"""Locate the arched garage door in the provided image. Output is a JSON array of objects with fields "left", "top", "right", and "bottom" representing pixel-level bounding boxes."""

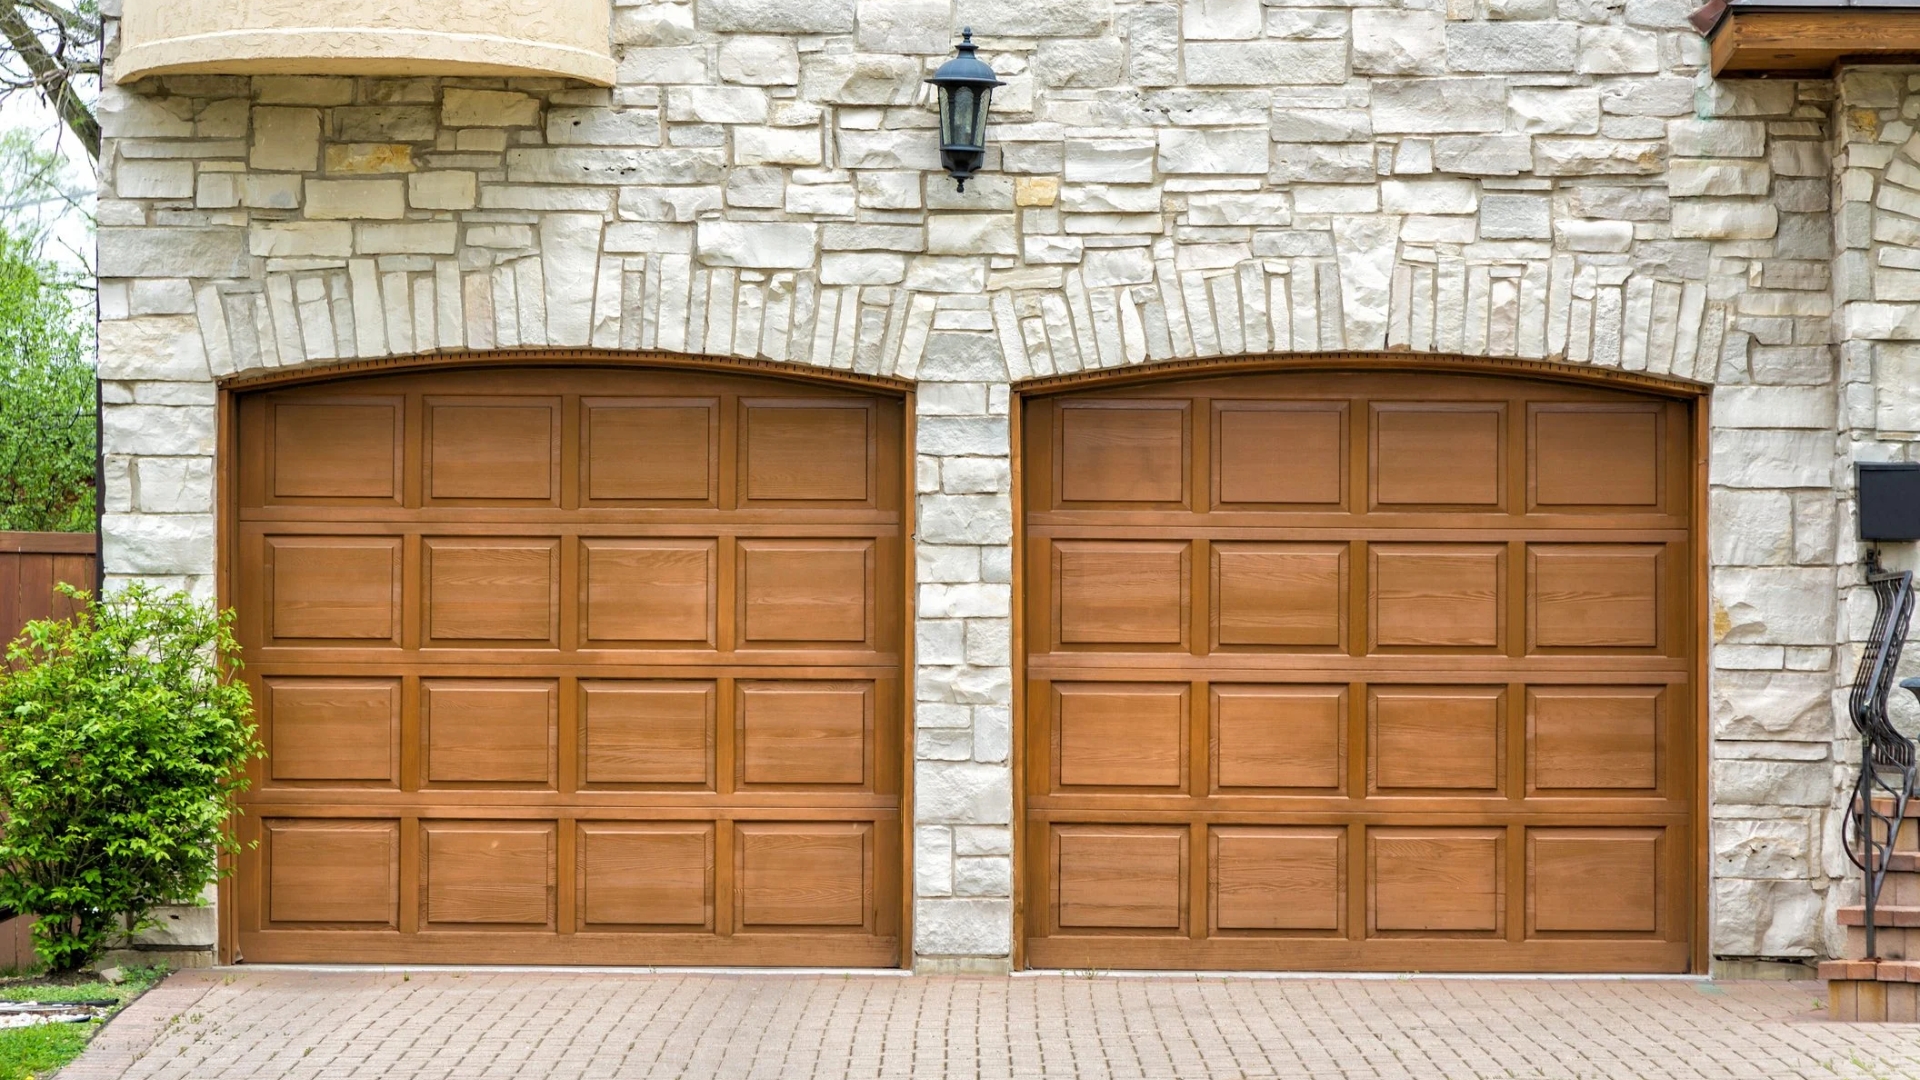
[
  {"left": 1020, "top": 368, "right": 1697, "bottom": 972},
  {"left": 229, "top": 364, "right": 905, "bottom": 965}
]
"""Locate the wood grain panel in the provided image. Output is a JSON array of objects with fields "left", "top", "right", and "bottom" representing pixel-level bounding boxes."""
[
  {"left": 265, "top": 537, "right": 400, "bottom": 643},
  {"left": 265, "top": 820, "right": 398, "bottom": 926},
  {"left": 1370, "top": 686, "right": 1505, "bottom": 794},
  {"left": 1530, "top": 829, "right": 1661, "bottom": 934},
  {"left": 1055, "top": 540, "right": 1189, "bottom": 647},
  {"left": 422, "top": 821, "right": 556, "bottom": 928},
  {"left": 426, "top": 398, "right": 560, "bottom": 502},
  {"left": 578, "top": 823, "right": 713, "bottom": 929},
  {"left": 1057, "top": 401, "right": 1188, "bottom": 505},
  {"left": 1214, "top": 402, "right": 1345, "bottom": 508},
  {"left": 1210, "top": 827, "right": 1344, "bottom": 932},
  {"left": 743, "top": 402, "right": 871, "bottom": 503},
  {"left": 1212, "top": 685, "right": 1345, "bottom": 792},
  {"left": 1372, "top": 404, "right": 1505, "bottom": 509},
  {"left": 1531, "top": 405, "right": 1661, "bottom": 509},
  {"left": 580, "top": 681, "right": 714, "bottom": 788},
  {"left": 1371, "top": 829, "right": 1505, "bottom": 934},
  {"left": 737, "top": 681, "right": 870, "bottom": 788},
  {"left": 582, "top": 540, "right": 716, "bottom": 646},
  {"left": 1055, "top": 826, "right": 1187, "bottom": 931},
  {"left": 1530, "top": 545, "right": 1661, "bottom": 650},
  {"left": 270, "top": 400, "right": 400, "bottom": 501},
  {"left": 425, "top": 539, "right": 559, "bottom": 645},
  {"left": 265, "top": 678, "right": 398, "bottom": 784},
  {"left": 422, "top": 680, "right": 556, "bottom": 787},
  {"left": 1370, "top": 544, "right": 1505, "bottom": 650},
  {"left": 738, "top": 540, "right": 872, "bottom": 645},
  {"left": 1529, "top": 687, "right": 1661, "bottom": 792},
  {"left": 583, "top": 399, "right": 716, "bottom": 503},
  {"left": 1212, "top": 543, "right": 1345, "bottom": 648},
  {"left": 1055, "top": 683, "right": 1187, "bottom": 790},
  {"left": 736, "top": 823, "right": 870, "bottom": 928}
]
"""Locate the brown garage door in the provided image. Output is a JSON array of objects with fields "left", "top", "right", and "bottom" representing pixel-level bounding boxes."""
[
  {"left": 230, "top": 364, "right": 904, "bottom": 965},
  {"left": 1021, "top": 368, "right": 1696, "bottom": 972}
]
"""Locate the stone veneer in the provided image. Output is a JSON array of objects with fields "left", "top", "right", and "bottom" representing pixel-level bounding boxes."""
[{"left": 93, "top": 0, "right": 1920, "bottom": 969}]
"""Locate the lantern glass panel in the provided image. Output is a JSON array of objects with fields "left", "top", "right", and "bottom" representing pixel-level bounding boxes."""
[{"left": 946, "top": 86, "right": 977, "bottom": 148}]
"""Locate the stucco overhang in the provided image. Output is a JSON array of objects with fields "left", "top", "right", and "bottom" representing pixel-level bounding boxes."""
[{"left": 114, "top": 0, "right": 615, "bottom": 85}]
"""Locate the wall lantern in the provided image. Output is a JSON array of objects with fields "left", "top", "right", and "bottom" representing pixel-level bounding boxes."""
[{"left": 927, "top": 29, "right": 1003, "bottom": 192}]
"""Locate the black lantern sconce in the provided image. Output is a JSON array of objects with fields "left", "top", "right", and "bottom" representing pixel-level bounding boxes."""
[{"left": 927, "top": 29, "right": 1003, "bottom": 192}]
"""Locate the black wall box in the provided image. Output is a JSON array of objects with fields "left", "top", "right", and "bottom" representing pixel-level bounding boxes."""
[{"left": 1859, "top": 462, "right": 1920, "bottom": 542}]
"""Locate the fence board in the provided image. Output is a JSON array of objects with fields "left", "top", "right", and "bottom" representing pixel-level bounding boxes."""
[{"left": 0, "top": 532, "right": 97, "bottom": 649}]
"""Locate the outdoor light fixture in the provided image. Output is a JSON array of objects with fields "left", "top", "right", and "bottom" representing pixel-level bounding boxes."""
[{"left": 927, "top": 29, "right": 1003, "bottom": 192}]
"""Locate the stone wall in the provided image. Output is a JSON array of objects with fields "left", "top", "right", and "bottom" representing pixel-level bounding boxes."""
[{"left": 95, "top": 0, "right": 1899, "bottom": 967}]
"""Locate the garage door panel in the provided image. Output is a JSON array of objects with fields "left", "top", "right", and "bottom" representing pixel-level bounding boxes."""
[
  {"left": 425, "top": 538, "right": 560, "bottom": 646},
  {"left": 1368, "top": 686, "right": 1506, "bottom": 796},
  {"left": 1371, "top": 403, "right": 1506, "bottom": 510},
  {"left": 264, "top": 677, "right": 400, "bottom": 786},
  {"left": 1528, "top": 686, "right": 1664, "bottom": 794},
  {"left": 1056, "top": 401, "right": 1189, "bottom": 507},
  {"left": 425, "top": 397, "right": 561, "bottom": 504},
  {"left": 1210, "top": 827, "right": 1345, "bottom": 934},
  {"left": 237, "top": 369, "right": 903, "bottom": 966},
  {"left": 1054, "top": 540, "right": 1190, "bottom": 649},
  {"left": 1529, "top": 404, "right": 1664, "bottom": 511},
  {"left": 1370, "top": 828, "right": 1506, "bottom": 936},
  {"left": 268, "top": 398, "right": 403, "bottom": 504},
  {"left": 1054, "top": 825, "right": 1187, "bottom": 933},
  {"left": 1211, "top": 685, "right": 1346, "bottom": 793},
  {"left": 1369, "top": 544, "right": 1506, "bottom": 651},
  {"left": 1528, "top": 828, "right": 1664, "bottom": 936},
  {"left": 582, "top": 399, "right": 718, "bottom": 505},
  {"left": 1212, "top": 543, "right": 1346, "bottom": 650},
  {"left": 1528, "top": 545, "right": 1664, "bottom": 651},
  {"left": 1213, "top": 402, "right": 1346, "bottom": 510},
  {"left": 265, "top": 537, "right": 402, "bottom": 645},
  {"left": 1054, "top": 683, "right": 1188, "bottom": 792}
]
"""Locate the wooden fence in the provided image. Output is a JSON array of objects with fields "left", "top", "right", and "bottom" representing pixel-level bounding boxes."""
[{"left": 0, "top": 531, "right": 94, "bottom": 971}]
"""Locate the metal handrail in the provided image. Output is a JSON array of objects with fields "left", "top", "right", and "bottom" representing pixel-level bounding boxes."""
[{"left": 1843, "top": 556, "right": 1919, "bottom": 959}]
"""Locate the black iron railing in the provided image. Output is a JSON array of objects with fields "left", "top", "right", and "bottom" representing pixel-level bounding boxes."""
[{"left": 1845, "top": 555, "right": 1919, "bottom": 959}]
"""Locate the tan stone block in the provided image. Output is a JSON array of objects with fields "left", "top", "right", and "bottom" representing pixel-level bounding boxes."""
[
  {"left": 304, "top": 179, "right": 407, "bottom": 220},
  {"left": 1015, "top": 177, "right": 1059, "bottom": 207},
  {"left": 409, "top": 172, "right": 479, "bottom": 211},
  {"left": 325, "top": 143, "right": 418, "bottom": 174}
]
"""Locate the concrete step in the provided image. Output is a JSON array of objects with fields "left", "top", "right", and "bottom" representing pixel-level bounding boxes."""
[
  {"left": 1837, "top": 905, "right": 1920, "bottom": 928},
  {"left": 1846, "top": 924, "right": 1920, "bottom": 960}
]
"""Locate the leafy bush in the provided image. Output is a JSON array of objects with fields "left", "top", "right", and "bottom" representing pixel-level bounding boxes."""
[
  {"left": 0, "top": 233, "right": 93, "bottom": 533},
  {"left": 0, "top": 585, "right": 258, "bottom": 973}
]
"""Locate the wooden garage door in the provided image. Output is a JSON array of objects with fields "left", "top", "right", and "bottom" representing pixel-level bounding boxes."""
[
  {"left": 1021, "top": 369, "right": 1696, "bottom": 972},
  {"left": 230, "top": 365, "right": 905, "bottom": 965}
]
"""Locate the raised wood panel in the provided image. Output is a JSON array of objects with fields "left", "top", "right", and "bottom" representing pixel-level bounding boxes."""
[
  {"left": 1530, "top": 829, "right": 1661, "bottom": 934},
  {"left": 1371, "top": 829, "right": 1505, "bottom": 935},
  {"left": 583, "top": 399, "right": 716, "bottom": 504},
  {"left": 425, "top": 539, "right": 559, "bottom": 645},
  {"left": 1057, "top": 401, "right": 1188, "bottom": 505},
  {"left": 421, "top": 821, "right": 556, "bottom": 929},
  {"left": 742, "top": 402, "right": 871, "bottom": 503},
  {"left": 265, "top": 677, "right": 398, "bottom": 784},
  {"left": 737, "top": 681, "right": 870, "bottom": 788},
  {"left": 265, "top": 537, "right": 400, "bottom": 643},
  {"left": 1531, "top": 405, "right": 1661, "bottom": 509},
  {"left": 1210, "top": 827, "right": 1344, "bottom": 932},
  {"left": 1055, "top": 826, "right": 1187, "bottom": 931},
  {"left": 577, "top": 823, "right": 714, "bottom": 929},
  {"left": 1370, "top": 544, "right": 1505, "bottom": 650},
  {"left": 1054, "top": 683, "right": 1187, "bottom": 791},
  {"left": 270, "top": 400, "right": 400, "bottom": 501},
  {"left": 1214, "top": 402, "right": 1345, "bottom": 508},
  {"left": 582, "top": 540, "right": 716, "bottom": 646},
  {"left": 1212, "top": 685, "right": 1345, "bottom": 792},
  {"left": 1370, "top": 686, "right": 1505, "bottom": 794},
  {"left": 1212, "top": 543, "right": 1345, "bottom": 649},
  {"left": 1530, "top": 545, "right": 1662, "bottom": 650},
  {"left": 1372, "top": 404, "right": 1505, "bottom": 509},
  {"left": 422, "top": 680, "right": 556, "bottom": 787},
  {"left": 426, "top": 398, "right": 560, "bottom": 503},
  {"left": 580, "top": 681, "right": 714, "bottom": 788},
  {"left": 736, "top": 823, "right": 870, "bottom": 928},
  {"left": 738, "top": 540, "right": 872, "bottom": 645},
  {"left": 265, "top": 820, "right": 398, "bottom": 926},
  {"left": 1055, "top": 540, "right": 1189, "bottom": 647},
  {"left": 1529, "top": 687, "right": 1662, "bottom": 792}
]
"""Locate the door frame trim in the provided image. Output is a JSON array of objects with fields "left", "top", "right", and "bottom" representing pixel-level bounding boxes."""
[
  {"left": 214, "top": 351, "right": 917, "bottom": 968},
  {"left": 1007, "top": 354, "right": 1710, "bottom": 974}
]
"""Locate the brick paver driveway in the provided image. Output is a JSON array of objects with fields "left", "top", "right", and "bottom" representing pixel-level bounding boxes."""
[{"left": 58, "top": 969, "right": 1920, "bottom": 1079}]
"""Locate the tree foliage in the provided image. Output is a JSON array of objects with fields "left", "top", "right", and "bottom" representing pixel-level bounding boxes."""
[
  {"left": 0, "top": 233, "right": 90, "bottom": 532},
  {"left": 0, "top": 1, "right": 97, "bottom": 162},
  {"left": 0, "top": 585, "right": 259, "bottom": 973}
]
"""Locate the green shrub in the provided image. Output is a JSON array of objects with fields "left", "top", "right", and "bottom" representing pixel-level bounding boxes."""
[
  {"left": 0, "top": 585, "right": 258, "bottom": 973},
  {"left": 0, "top": 235, "right": 93, "bottom": 533}
]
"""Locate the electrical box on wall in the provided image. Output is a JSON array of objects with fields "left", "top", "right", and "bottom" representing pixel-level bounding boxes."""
[{"left": 1859, "top": 463, "right": 1920, "bottom": 541}]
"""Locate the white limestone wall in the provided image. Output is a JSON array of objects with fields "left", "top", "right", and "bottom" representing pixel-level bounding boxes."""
[{"left": 95, "top": 0, "right": 1886, "bottom": 967}]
